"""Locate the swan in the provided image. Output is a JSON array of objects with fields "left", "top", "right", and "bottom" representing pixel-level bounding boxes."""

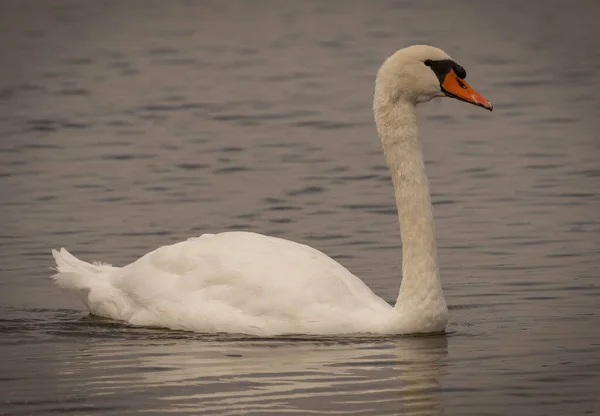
[{"left": 51, "top": 45, "right": 492, "bottom": 336}]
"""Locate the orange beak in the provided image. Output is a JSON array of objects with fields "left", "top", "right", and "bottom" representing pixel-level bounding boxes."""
[{"left": 441, "top": 69, "right": 493, "bottom": 111}]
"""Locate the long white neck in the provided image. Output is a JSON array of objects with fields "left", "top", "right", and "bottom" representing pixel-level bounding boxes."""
[{"left": 374, "top": 94, "right": 447, "bottom": 331}]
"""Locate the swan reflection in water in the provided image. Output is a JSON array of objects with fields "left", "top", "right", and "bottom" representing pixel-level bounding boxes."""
[{"left": 60, "top": 321, "right": 448, "bottom": 415}]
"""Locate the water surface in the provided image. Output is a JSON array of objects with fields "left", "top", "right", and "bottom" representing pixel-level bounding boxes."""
[{"left": 1, "top": 1, "right": 599, "bottom": 415}]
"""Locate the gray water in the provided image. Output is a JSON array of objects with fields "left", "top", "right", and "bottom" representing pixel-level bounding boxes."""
[{"left": 1, "top": 1, "right": 599, "bottom": 415}]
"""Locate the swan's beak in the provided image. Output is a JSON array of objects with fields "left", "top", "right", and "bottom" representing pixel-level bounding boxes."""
[{"left": 441, "top": 70, "right": 493, "bottom": 111}]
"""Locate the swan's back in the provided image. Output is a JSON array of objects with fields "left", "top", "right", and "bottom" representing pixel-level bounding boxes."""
[{"left": 55, "top": 232, "right": 393, "bottom": 335}]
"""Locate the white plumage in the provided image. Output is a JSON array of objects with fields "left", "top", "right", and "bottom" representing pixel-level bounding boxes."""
[
  {"left": 51, "top": 45, "right": 492, "bottom": 336},
  {"left": 53, "top": 232, "right": 397, "bottom": 336}
]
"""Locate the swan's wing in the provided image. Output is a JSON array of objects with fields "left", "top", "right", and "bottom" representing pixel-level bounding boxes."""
[{"left": 111, "top": 231, "right": 391, "bottom": 334}]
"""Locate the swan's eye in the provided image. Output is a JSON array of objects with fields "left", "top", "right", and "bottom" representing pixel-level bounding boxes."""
[{"left": 424, "top": 59, "right": 432, "bottom": 67}]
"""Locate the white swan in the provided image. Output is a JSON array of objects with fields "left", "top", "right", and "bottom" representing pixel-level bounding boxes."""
[{"left": 51, "top": 45, "right": 492, "bottom": 336}]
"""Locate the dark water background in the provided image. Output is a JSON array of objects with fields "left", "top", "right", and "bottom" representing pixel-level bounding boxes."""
[{"left": 1, "top": 1, "right": 599, "bottom": 415}]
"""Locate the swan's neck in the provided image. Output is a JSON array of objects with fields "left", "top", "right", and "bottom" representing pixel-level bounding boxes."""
[{"left": 374, "top": 98, "right": 447, "bottom": 328}]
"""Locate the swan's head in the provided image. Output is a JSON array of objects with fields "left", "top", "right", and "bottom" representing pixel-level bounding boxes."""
[{"left": 376, "top": 45, "right": 492, "bottom": 111}]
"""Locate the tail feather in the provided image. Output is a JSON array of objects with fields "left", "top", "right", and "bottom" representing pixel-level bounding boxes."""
[{"left": 51, "top": 248, "right": 112, "bottom": 291}]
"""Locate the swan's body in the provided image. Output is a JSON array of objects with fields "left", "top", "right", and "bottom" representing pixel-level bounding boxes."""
[
  {"left": 53, "top": 232, "right": 414, "bottom": 335},
  {"left": 51, "top": 45, "right": 492, "bottom": 336}
]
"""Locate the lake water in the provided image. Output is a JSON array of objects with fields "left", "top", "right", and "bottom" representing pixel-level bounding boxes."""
[{"left": 1, "top": 1, "right": 599, "bottom": 415}]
